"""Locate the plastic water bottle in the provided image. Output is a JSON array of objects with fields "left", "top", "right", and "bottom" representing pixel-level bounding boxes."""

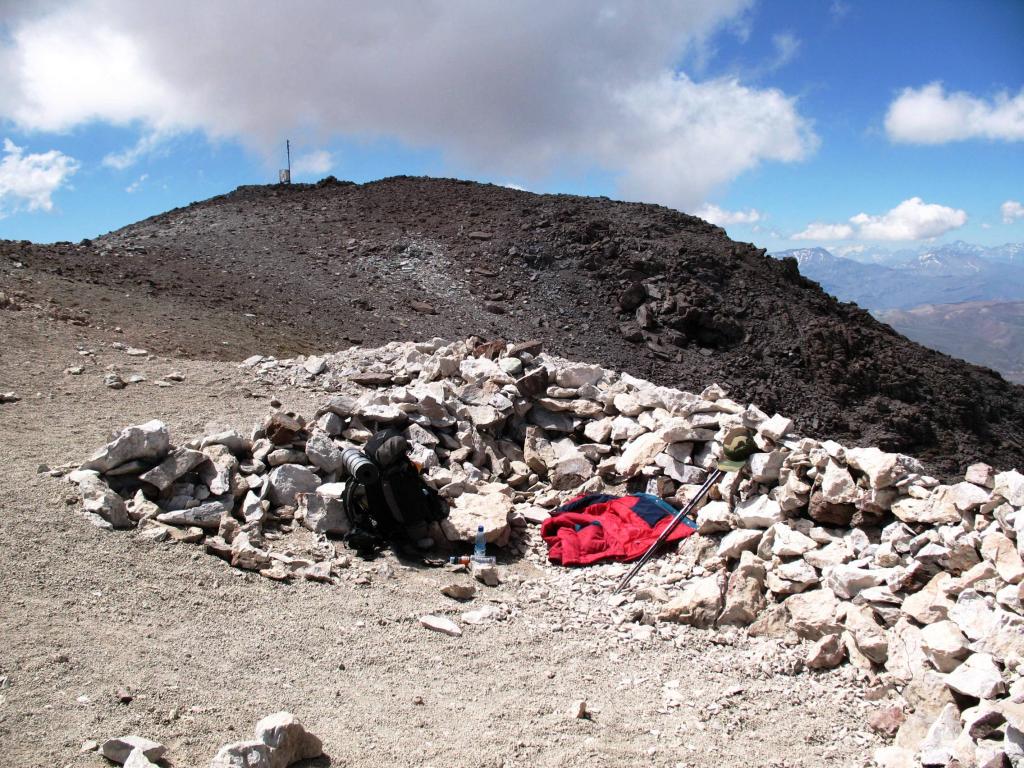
[{"left": 473, "top": 524, "right": 486, "bottom": 559}]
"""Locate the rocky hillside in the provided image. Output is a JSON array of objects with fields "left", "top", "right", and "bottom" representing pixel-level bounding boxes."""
[{"left": 2, "top": 176, "right": 1023, "bottom": 476}]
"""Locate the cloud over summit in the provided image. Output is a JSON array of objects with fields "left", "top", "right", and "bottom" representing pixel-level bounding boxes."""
[
  {"left": 0, "top": 0, "right": 817, "bottom": 210},
  {"left": 794, "top": 197, "right": 968, "bottom": 242}
]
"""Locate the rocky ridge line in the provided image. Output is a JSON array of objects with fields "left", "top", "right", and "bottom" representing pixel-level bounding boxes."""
[{"left": 9, "top": 176, "right": 1024, "bottom": 475}]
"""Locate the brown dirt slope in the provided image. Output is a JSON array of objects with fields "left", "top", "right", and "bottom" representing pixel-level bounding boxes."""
[
  {"left": 876, "top": 300, "right": 1024, "bottom": 385},
  {"left": 3, "top": 176, "right": 1023, "bottom": 476}
]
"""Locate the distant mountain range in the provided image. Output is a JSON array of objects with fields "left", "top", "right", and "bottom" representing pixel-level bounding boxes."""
[
  {"left": 771, "top": 241, "right": 1024, "bottom": 383},
  {"left": 772, "top": 241, "right": 1024, "bottom": 311},
  {"left": 876, "top": 301, "right": 1024, "bottom": 385}
]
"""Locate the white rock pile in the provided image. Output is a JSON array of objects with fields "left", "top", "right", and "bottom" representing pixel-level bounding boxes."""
[
  {"left": 68, "top": 338, "right": 1023, "bottom": 767},
  {"left": 96, "top": 711, "right": 321, "bottom": 768}
]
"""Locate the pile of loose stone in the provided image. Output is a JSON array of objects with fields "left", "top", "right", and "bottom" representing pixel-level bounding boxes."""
[
  {"left": 94, "top": 711, "right": 321, "bottom": 768},
  {"left": 69, "top": 337, "right": 1023, "bottom": 768}
]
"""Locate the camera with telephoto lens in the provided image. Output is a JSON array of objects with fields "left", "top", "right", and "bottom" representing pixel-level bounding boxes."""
[{"left": 341, "top": 447, "right": 379, "bottom": 484}]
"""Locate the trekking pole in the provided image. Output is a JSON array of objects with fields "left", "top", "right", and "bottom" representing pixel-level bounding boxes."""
[
  {"left": 612, "top": 469, "right": 721, "bottom": 595},
  {"left": 611, "top": 431, "right": 756, "bottom": 595}
]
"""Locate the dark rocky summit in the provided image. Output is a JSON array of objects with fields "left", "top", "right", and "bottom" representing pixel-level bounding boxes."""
[{"left": 2, "top": 176, "right": 1022, "bottom": 476}]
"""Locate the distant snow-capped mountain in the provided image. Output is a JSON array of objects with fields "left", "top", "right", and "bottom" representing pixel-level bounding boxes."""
[{"left": 773, "top": 241, "right": 1024, "bottom": 311}]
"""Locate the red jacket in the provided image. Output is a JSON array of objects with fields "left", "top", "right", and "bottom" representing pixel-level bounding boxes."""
[{"left": 541, "top": 493, "right": 696, "bottom": 566}]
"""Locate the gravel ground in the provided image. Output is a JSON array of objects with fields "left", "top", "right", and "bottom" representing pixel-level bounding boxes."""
[{"left": 0, "top": 311, "right": 886, "bottom": 767}]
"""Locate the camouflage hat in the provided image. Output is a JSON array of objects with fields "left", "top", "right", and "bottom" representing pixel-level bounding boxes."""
[{"left": 718, "top": 432, "right": 756, "bottom": 472}]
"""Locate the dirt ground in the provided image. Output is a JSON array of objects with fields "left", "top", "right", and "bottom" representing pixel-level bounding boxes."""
[{"left": 0, "top": 309, "right": 890, "bottom": 767}]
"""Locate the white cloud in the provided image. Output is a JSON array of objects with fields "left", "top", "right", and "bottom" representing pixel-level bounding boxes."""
[
  {"left": 694, "top": 203, "right": 761, "bottom": 226},
  {"left": 103, "top": 133, "right": 166, "bottom": 169},
  {"left": 850, "top": 197, "right": 967, "bottom": 240},
  {"left": 792, "top": 222, "right": 855, "bottom": 241},
  {"left": 610, "top": 73, "right": 816, "bottom": 208},
  {"left": 769, "top": 32, "right": 800, "bottom": 71},
  {"left": 125, "top": 173, "right": 148, "bottom": 193},
  {"left": 0, "top": 137, "right": 79, "bottom": 215},
  {"left": 885, "top": 82, "right": 1024, "bottom": 144},
  {"left": 291, "top": 150, "right": 333, "bottom": 176},
  {"left": 792, "top": 197, "right": 967, "bottom": 242},
  {"left": 829, "top": 1, "right": 850, "bottom": 20},
  {"left": 833, "top": 244, "right": 865, "bottom": 257},
  {"left": 0, "top": 1, "right": 817, "bottom": 211},
  {"left": 1001, "top": 200, "right": 1024, "bottom": 224}
]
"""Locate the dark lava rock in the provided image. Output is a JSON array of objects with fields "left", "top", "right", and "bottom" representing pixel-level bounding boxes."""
[{"left": 4, "top": 176, "right": 1023, "bottom": 478}]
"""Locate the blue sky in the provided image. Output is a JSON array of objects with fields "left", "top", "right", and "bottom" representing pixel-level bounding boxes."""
[{"left": 0, "top": 1, "right": 1021, "bottom": 253}]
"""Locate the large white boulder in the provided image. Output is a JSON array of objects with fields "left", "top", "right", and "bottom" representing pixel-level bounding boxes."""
[
  {"left": 81, "top": 420, "right": 169, "bottom": 473},
  {"left": 845, "top": 447, "right": 922, "bottom": 489},
  {"left": 253, "top": 711, "right": 323, "bottom": 768},
  {"left": 945, "top": 653, "right": 1005, "bottom": 700},
  {"left": 296, "top": 490, "right": 349, "bottom": 536},
  {"left": 825, "top": 564, "right": 888, "bottom": 600},
  {"left": 784, "top": 588, "right": 842, "bottom": 640},
  {"left": 994, "top": 469, "right": 1024, "bottom": 507},
  {"left": 138, "top": 448, "right": 208, "bottom": 491},
  {"left": 891, "top": 494, "right": 961, "bottom": 526},
  {"left": 820, "top": 460, "right": 858, "bottom": 504},
  {"left": 770, "top": 523, "right": 818, "bottom": 557},
  {"left": 695, "top": 500, "right": 734, "bottom": 534},
  {"left": 902, "top": 573, "right": 955, "bottom": 625},
  {"left": 554, "top": 363, "right": 605, "bottom": 388},
  {"left": 844, "top": 604, "right": 888, "bottom": 664},
  {"left": 948, "top": 589, "right": 999, "bottom": 641},
  {"left": 981, "top": 530, "right": 1024, "bottom": 584},
  {"left": 658, "top": 573, "right": 725, "bottom": 628},
  {"left": 304, "top": 431, "right": 345, "bottom": 473},
  {"left": 267, "top": 464, "right": 320, "bottom": 507},
  {"left": 758, "top": 414, "right": 793, "bottom": 442},
  {"left": 717, "top": 529, "right": 762, "bottom": 560},
  {"left": 615, "top": 432, "right": 667, "bottom": 477},
  {"left": 734, "top": 495, "right": 784, "bottom": 528},
  {"left": 765, "top": 559, "right": 819, "bottom": 595},
  {"left": 920, "top": 620, "right": 970, "bottom": 673},
  {"left": 75, "top": 471, "right": 132, "bottom": 529},
  {"left": 442, "top": 492, "right": 512, "bottom": 544}
]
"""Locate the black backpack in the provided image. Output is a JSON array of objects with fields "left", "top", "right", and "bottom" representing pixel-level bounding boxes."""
[{"left": 342, "top": 428, "right": 448, "bottom": 557}]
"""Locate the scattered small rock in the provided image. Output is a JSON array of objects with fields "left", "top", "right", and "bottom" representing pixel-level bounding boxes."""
[
  {"left": 440, "top": 583, "right": 477, "bottom": 600},
  {"left": 868, "top": 706, "right": 907, "bottom": 738},
  {"left": 100, "top": 735, "right": 166, "bottom": 765},
  {"left": 419, "top": 614, "right": 462, "bottom": 637}
]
